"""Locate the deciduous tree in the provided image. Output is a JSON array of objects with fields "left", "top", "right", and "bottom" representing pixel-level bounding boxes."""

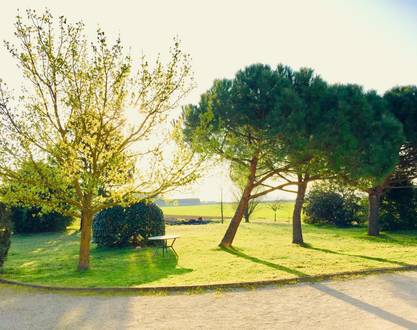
[
  {"left": 0, "top": 10, "right": 201, "bottom": 270},
  {"left": 268, "top": 200, "right": 282, "bottom": 222}
]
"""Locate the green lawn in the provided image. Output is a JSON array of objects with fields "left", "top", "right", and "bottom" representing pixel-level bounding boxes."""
[
  {"left": 2, "top": 220, "right": 417, "bottom": 288},
  {"left": 161, "top": 201, "right": 294, "bottom": 221}
]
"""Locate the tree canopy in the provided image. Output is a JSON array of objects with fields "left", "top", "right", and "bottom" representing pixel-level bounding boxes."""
[
  {"left": 258, "top": 72, "right": 402, "bottom": 243},
  {"left": 384, "top": 86, "right": 417, "bottom": 184},
  {"left": 356, "top": 85, "right": 417, "bottom": 235},
  {"left": 341, "top": 85, "right": 417, "bottom": 236},
  {"left": 183, "top": 64, "right": 294, "bottom": 247},
  {"left": 184, "top": 63, "right": 404, "bottom": 246}
]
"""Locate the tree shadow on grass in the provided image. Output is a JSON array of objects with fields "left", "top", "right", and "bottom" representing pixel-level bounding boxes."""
[
  {"left": 220, "top": 246, "right": 306, "bottom": 277},
  {"left": 8, "top": 232, "right": 80, "bottom": 258},
  {"left": 302, "top": 243, "right": 412, "bottom": 267},
  {"left": 302, "top": 224, "right": 417, "bottom": 247},
  {"left": 79, "top": 247, "right": 194, "bottom": 287},
  {"left": 6, "top": 232, "right": 193, "bottom": 287},
  {"left": 351, "top": 231, "right": 417, "bottom": 246}
]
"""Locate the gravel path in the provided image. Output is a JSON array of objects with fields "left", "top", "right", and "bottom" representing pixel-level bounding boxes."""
[{"left": 1, "top": 271, "right": 417, "bottom": 329}]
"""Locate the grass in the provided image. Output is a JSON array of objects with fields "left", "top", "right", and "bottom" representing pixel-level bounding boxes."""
[
  {"left": 2, "top": 216, "right": 417, "bottom": 288},
  {"left": 161, "top": 201, "right": 294, "bottom": 221}
]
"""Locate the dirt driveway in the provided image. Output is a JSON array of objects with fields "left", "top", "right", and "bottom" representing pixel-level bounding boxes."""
[{"left": 1, "top": 271, "right": 417, "bottom": 329}]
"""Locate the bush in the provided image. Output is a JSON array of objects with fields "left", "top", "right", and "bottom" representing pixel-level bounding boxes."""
[
  {"left": 380, "top": 180, "right": 417, "bottom": 231},
  {"left": 93, "top": 201, "right": 165, "bottom": 248},
  {"left": 11, "top": 207, "right": 73, "bottom": 233},
  {"left": 0, "top": 203, "right": 12, "bottom": 269},
  {"left": 304, "top": 186, "right": 363, "bottom": 227}
]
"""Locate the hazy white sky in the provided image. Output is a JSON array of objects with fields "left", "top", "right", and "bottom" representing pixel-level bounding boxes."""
[{"left": 0, "top": 0, "right": 416, "bottom": 201}]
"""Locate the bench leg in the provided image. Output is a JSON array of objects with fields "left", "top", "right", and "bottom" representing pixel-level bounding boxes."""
[
  {"left": 152, "top": 239, "right": 178, "bottom": 257},
  {"left": 170, "top": 246, "right": 178, "bottom": 257},
  {"left": 167, "top": 238, "right": 178, "bottom": 257}
]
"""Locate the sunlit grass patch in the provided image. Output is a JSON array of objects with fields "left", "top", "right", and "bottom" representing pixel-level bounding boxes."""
[{"left": 2, "top": 221, "right": 417, "bottom": 288}]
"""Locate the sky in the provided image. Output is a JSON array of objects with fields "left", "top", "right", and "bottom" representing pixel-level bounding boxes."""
[{"left": 0, "top": 0, "right": 416, "bottom": 201}]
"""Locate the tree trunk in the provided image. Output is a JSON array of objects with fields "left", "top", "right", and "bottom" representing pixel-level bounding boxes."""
[
  {"left": 274, "top": 212, "right": 276, "bottom": 222},
  {"left": 368, "top": 188, "right": 382, "bottom": 236},
  {"left": 79, "top": 209, "right": 84, "bottom": 231},
  {"left": 78, "top": 208, "right": 93, "bottom": 270},
  {"left": 220, "top": 154, "right": 258, "bottom": 248},
  {"left": 292, "top": 177, "right": 307, "bottom": 245},
  {"left": 244, "top": 207, "right": 249, "bottom": 223}
]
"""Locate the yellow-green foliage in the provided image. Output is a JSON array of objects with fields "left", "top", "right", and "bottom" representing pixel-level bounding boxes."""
[
  {"left": 0, "top": 9, "right": 203, "bottom": 269},
  {"left": 0, "top": 10, "right": 201, "bottom": 217}
]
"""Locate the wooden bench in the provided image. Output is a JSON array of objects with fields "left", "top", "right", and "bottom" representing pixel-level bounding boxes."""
[{"left": 148, "top": 235, "right": 180, "bottom": 256}]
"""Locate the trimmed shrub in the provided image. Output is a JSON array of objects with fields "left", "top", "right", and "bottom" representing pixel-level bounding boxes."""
[
  {"left": 380, "top": 180, "right": 417, "bottom": 231},
  {"left": 11, "top": 207, "right": 73, "bottom": 233},
  {"left": 304, "top": 187, "right": 363, "bottom": 227},
  {"left": 0, "top": 203, "right": 12, "bottom": 269},
  {"left": 93, "top": 201, "right": 165, "bottom": 248}
]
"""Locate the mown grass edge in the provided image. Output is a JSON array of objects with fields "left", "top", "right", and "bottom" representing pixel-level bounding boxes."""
[{"left": 1, "top": 264, "right": 417, "bottom": 296}]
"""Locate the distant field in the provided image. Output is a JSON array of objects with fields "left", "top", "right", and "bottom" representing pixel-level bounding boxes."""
[{"left": 161, "top": 201, "right": 294, "bottom": 221}]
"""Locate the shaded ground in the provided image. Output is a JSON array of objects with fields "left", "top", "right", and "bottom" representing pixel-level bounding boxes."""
[{"left": 1, "top": 271, "right": 417, "bottom": 329}]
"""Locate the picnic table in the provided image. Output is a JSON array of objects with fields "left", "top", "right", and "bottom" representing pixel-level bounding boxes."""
[{"left": 148, "top": 234, "right": 180, "bottom": 256}]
